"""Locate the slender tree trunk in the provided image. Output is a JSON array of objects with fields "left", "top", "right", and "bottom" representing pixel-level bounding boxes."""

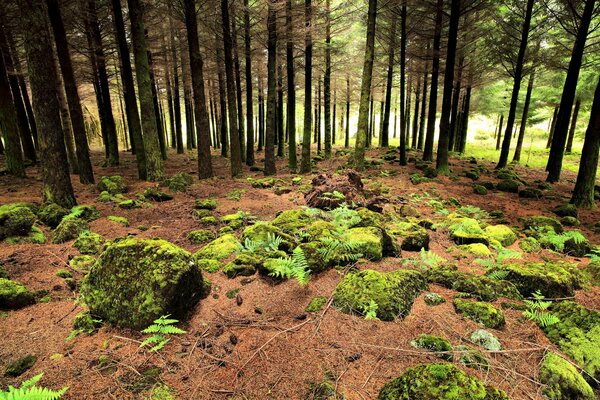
[
  {"left": 435, "top": 0, "right": 460, "bottom": 172},
  {"left": 147, "top": 51, "right": 167, "bottom": 160},
  {"left": 285, "top": 0, "right": 296, "bottom": 170},
  {"left": 381, "top": 10, "right": 398, "bottom": 148},
  {"left": 459, "top": 85, "right": 471, "bottom": 153},
  {"left": 258, "top": 76, "right": 264, "bottom": 151},
  {"left": 399, "top": 2, "right": 407, "bottom": 165},
  {"left": 110, "top": 0, "right": 146, "bottom": 179},
  {"left": 264, "top": 0, "right": 278, "bottom": 176},
  {"left": 216, "top": 35, "right": 229, "bottom": 157},
  {"left": 565, "top": 99, "right": 581, "bottom": 154},
  {"left": 300, "top": 0, "right": 313, "bottom": 173},
  {"left": 332, "top": 88, "right": 337, "bottom": 145},
  {"left": 89, "top": 0, "right": 119, "bottom": 166},
  {"left": 547, "top": 0, "right": 596, "bottom": 182},
  {"left": 323, "top": 0, "right": 332, "bottom": 157},
  {"left": 547, "top": 106, "right": 558, "bottom": 148},
  {"left": 513, "top": 70, "right": 535, "bottom": 162},
  {"left": 163, "top": 36, "right": 176, "bottom": 150},
  {"left": 418, "top": 54, "right": 429, "bottom": 150},
  {"left": 180, "top": 40, "right": 194, "bottom": 150},
  {"left": 184, "top": 0, "right": 213, "bottom": 178},
  {"left": 448, "top": 56, "right": 464, "bottom": 152},
  {"left": 317, "top": 78, "right": 322, "bottom": 153},
  {"left": 128, "top": 0, "right": 164, "bottom": 181},
  {"left": 345, "top": 76, "right": 350, "bottom": 148},
  {"left": 367, "top": 92, "right": 373, "bottom": 148},
  {"left": 277, "top": 64, "right": 284, "bottom": 157},
  {"left": 411, "top": 74, "right": 421, "bottom": 149},
  {"left": 571, "top": 75, "right": 600, "bottom": 208},
  {"left": 244, "top": 0, "right": 255, "bottom": 165},
  {"left": 18, "top": 0, "right": 75, "bottom": 207},
  {"left": 497, "top": 0, "right": 534, "bottom": 169},
  {"left": 496, "top": 114, "right": 504, "bottom": 150},
  {"left": 54, "top": 61, "right": 78, "bottom": 175},
  {"left": 423, "top": 0, "right": 442, "bottom": 162},
  {"left": 353, "top": 0, "right": 377, "bottom": 169},
  {"left": 231, "top": 4, "right": 245, "bottom": 162}
]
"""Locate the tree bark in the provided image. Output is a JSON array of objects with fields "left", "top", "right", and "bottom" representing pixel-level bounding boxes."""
[
  {"left": 448, "top": 56, "right": 464, "bottom": 152},
  {"left": 345, "top": 76, "right": 350, "bottom": 148},
  {"left": 231, "top": 2, "right": 246, "bottom": 162},
  {"left": 423, "top": 0, "right": 442, "bottom": 162},
  {"left": 53, "top": 60, "right": 78, "bottom": 175},
  {"left": 571, "top": 75, "right": 600, "bottom": 208},
  {"left": 147, "top": 50, "right": 167, "bottom": 160},
  {"left": 258, "top": 76, "right": 264, "bottom": 152},
  {"left": 128, "top": 0, "right": 164, "bottom": 181},
  {"left": 399, "top": 2, "right": 407, "bottom": 165},
  {"left": 513, "top": 70, "right": 535, "bottom": 162},
  {"left": 244, "top": 0, "right": 255, "bottom": 165},
  {"left": 277, "top": 64, "right": 284, "bottom": 157},
  {"left": 300, "top": 0, "right": 313, "bottom": 173},
  {"left": 565, "top": 98, "right": 581, "bottom": 153},
  {"left": 458, "top": 85, "right": 471, "bottom": 154},
  {"left": 286, "top": 0, "right": 296, "bottom": 170},
  {"left": 18, "top": 0, "right": 75, "bottom": 207},
  {"left": 418, "top": 52, "right": 429, "bottom": 150},
  {"left": 324, "top": 0, "right": 332, "bottom": 157},
  {"left": 496, "top": 114, "right": 504, "bottom": 150},
  {"left": 411, "top": 74, "right": 421, "bottom": 149},
  {"left": 381, "top": 9, "right": 398, "bottom": 148},
  {"left": 264, "top": 0, "right": 277, "bottom": 176}
]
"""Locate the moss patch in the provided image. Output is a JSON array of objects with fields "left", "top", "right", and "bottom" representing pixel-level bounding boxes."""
[
  {"left": 377, "top": 362, "right": 508, "bottom": 399},
  {"left": 187, "top": 229, "right": 216, "bottom": 245},
  {"left": 73, "top": 231, "right": 104, "bottom": 255},
  {"left": 346, "top": 227, "right": 384, "bottom": 260},
  {"left": 0, "top": 278, "right": 35, "bottom": 309},
  {"left": 519, "top": 237, "right": 541, "bottom": 253},
  {"left": 306, "top": 296, "right": 328, "bottom": 313},
  {"left": 410, "top": 334, "right": 453, "bottom": 361},
  {"left": 195, "top": 198, "right": 217, "bottom": 210},
  {"left": 53, "top": 216, "right": 90, "bottom": 244},
  {"left": 107, "top": 216, "right": 129, "bottom": 227},
  {"left": 38, "top": 203, "right": 69, "bottom": 228},
  {"left": 194, "top": 234, "right": 240, "bottom": 261},
  {"left": 470, "top": 329, "right": 502, "bottom": 351},
  {"left": 333, "top": 269, "right": 427, "bottom": 321},
  {"left": 70, "top": 255, "right": 96, "bottom": 271},
  {"left": 4, "top": 355, "right": 37, "bottom": 377},
  {"left": 540, "top": 352, "right": 595, "bottom": 400},
  {"left": 453, "top": 298, "right": 505, "bottom": 329},
  {"left": 484, "top": 225, "right": 517, "bottom": 246},
  {"left": 0, "top": 203, "right": 36, "bottom": 240},
  {"left": 97, "top": 175, "right": 127, "bottom": 194},
  {"left": 459, "top": 243, "right": 491, "bottom": 257}
]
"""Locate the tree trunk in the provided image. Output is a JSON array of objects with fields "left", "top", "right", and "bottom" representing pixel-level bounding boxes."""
[
  {"left": 547, "top": 106, "right": 558, "bottom": 148},
  {"left": 128, "top": 0, "right": 164, "bottom": 181},
  {"left": 88, "top": 0, "right": 119, "bottom": 166},
  {"left": 221, "top": 0, "right": 243, "bottom": 177},
  {"left": 411, "top": 74, "right": 421, "bottom": 149},
  {"left": 18, "top": 0, "right": 75, "bottom": 207},
  {"left": 418, "top": 53, "right": 428, "bottom": 150},
  {"left": 323, "top": 0, "right": 332, "bottom": 157},
  {"left": 381, "top": 10, "right": 398, "bottom": 148},
  {"left": 332, "top": 88, "right": 337, "bottom": 145},
  {"left": 513, "top": 70, "right": 535, "bottom": 162},
  {"left": 277, "top": 64, "right": 284, "bottom": 157},
  {"left": 244, "top": 0, "right": 255, "bottom": 166},
  {"left": 147, "top": 50, "right": 167, "bottom": 160},
  {"left": 496, "top": 114, "right": 504, "bottom": 150},
  {"left": 258, "top": 76, "right": 264, "bottom": 152},
  {"left": 448, "top": 56, "right": 464, "bottom": 152},
  {"left": 264, "top": 0, "right": 278, "bottom": 176},
  {"left": 180, "top": 40, "right": 195, "bottom": 150},
  {"left": 317, "top": 78, "right": 322, "bottom": 153},
  {"left": 399, "top": 2, "right": 407, "bottom": 165},
  {"left": 423, "top": 0, "right": 442, "bottom": 162},
  {"left": 110, "top": 0, "right": 146, "bottom": 179},
  {"left": 231, "top": 3, "right": 245, "bottom": 162},
  {"left": 215, "top": 34, "right": 229, "bottom": 156},
  {"left": 300, "top": 0, "right": 313, "bottom": 173},
  {"left": 565, "top": 98, "right": 581, "bottom": 154},
  {"left": 459, "top": 85, "right": 471, "bottom": 154},
  {"left": 571, "top": 75, "right": 600, "bottom": 208},
  {"left": 435, "top": 0, "right": 460, "bottom": 172},
  {"left": 163, "top": 36, "right": 176, "bottom": 150},
  {"left": 345, "top": 76, "right": 350, "bottom": 148},
  {"left": 184, "top": 0, "right": 213, "bottom": 178},
  {"left": 547, "top": 0, "right": 596, "bottom": 182},
  {"left": 53, "top": 60, "right": 78, "bottom": 175}
]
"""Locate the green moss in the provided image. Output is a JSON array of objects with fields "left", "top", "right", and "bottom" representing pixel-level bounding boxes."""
[
  {"left": 429, "top": 268, "right": 521, "bottom": 302},
  {"left": 73, "top": 311, "right": 102, "bottom": 334},
  {"left": 519, "top": 237, "right": 541, "bottom": 253},
  {"left": 118, "top": 199, "right": 143, "bottom": 209},
  {"left": 453, "top": 299, "right": 505, "bottom": 329},
  {"left": 484, "top": 225, "right": 517, "bottom": 246},
  {"left": 191, "top": 209, "right": 212, "bottom": 219},
  {"left": 346, "top": 227, "right": 383, "bottom": 260},
  {"left": 223, "top": 253, "right": 261, "bottom": 278},
  {"left": 225, "top": 288, "right": 240, "bottom": 299},
  {"left": 459, "top": 243, "right": 491, "bottom": 257},
  {"left": 249, "top": 177, "right": 276, "bottom": 188},
  {"left": 196, "top": 259, "right": 222, "bottom": 273},
  {"left": 473, "top": 185, "right": 488, "bottom": 195},
  {"left": 69, "top": 205, "right": 100, "bottom": 221},
  {"left": 491, "top": 262, "right": 585, "bottom": 298},
  {"left": 411, "top": 334, "right": 453, "bottom": 361},
  {"left": 187, "top": 229, "right": 216, "bottom": 244},
  {"left": 519, "top": 187, "right": 543, "bottom": 199},
  {"left": 409, "top": 173, "right": 430, "bottom": 185},
  {"left": 552, "top": 204, "right": 578, "bottom": 218},
  {"left": 70, "top": 255, "right": 96, "bottom": 271},
  {"left": 165, "top": 172, "right": 193, "bottom": 192},
  {"left": 149, "top": 384, "right": 175, "bottom": 400},
  {"left": 448, "top": 218, "right": 489, "bottom": 246},
  {"left": 97, "top": 191, "right": 113, "bottom": 202},
  {"left": 4, "top": 355, "right": 37, "bottom": 377},
  {"left": 55, "top": 269, "right": 72, "bottom": 279},
  {"left": 107, "top": 216, "right": 129, "bottom": 227},
  {"left": 377, "top": 363, "right": 508, "bottom": 399},
  {"left": 194, "top": 234, "right": 240, "bottom": 261},
  {"left": 333, "top": 269, "right": 427, "bottom": 321},
  {"left": 142, "top": 187, "right": 173, "bottom": 202},
  {"left": 38, "top": 203, "right": 69, "bottom": 228},
  {"left": 303, "top": 220, "right": 336, "bottom": 241},
  {"left": 424, "top": 293, "right": 446, "bottom": 306},
  {"left": 541, "top": 301, "right": 600, "bottom": 383},
  {"left": 195, "top": 198, "right": 217, "bottom": 210},
  {"left": 470, "top": 329, "right": 502, "bottom": 351},
  {"left": 306, "top": 296, "right": 328, "bottom": 313},
  {"left": 520, "top": 215, "right": 563, "bottom": 234},
  {"left": 389, "top": 222, "right": 430, "bottom": 252},
  {"left": 561, "top": 216, "right": 580, "bottom": 227},
  {"left": 81, "top": 238, "right": 205, "bottom": 329},
  {"left": 4, "top": 225, "right": 46, "bottom": 244},
  {"left": 539, "top": 352, "right": 595, "bottom": 400},
  {"left": 496, "top": 179, "right": 519, "bottom": 193},
  {"left": 73, "top": 231, "right": 104, "bottom": 255},
  {"left": 271, "top": 209, "right": 313, "bottom": 234},
  {"left": 0, "top": 278, "right": 35, "bottom": 309},
  {"left": 200, "top": 216, "right": 217, "bottom": 226},
  {"left": 456, "top": 345, "right": 489, "bottom": 371},
  {"left": 0, "top": 203, "right": 36, "bottom": 240},
  {"left": 51, "top": 216, "right": 89, "bottom": 244},
  {"left": 97, "top": 175, "right": 127, "bottom": 194}
]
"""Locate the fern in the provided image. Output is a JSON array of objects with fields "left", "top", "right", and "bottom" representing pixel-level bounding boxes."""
[
  {"left": 317, "top": 235, "right": 363, "bottom": 265},
  {"left": 362, "top": 300, "right": 379, "bottom": 321},
  {"left": 329, "top": 203, "right": 361, "bottom": 229},
  {"left": 238, "top": 232, "right": 283, "bottom": 254},
  {"left": 522, "top": 290, "right": 560, "bottom": 328},
  {"left": 140, "top": 315, "right": 186, "bottom": 352},
  {"left": 487, "top": 270, "right": 509, "bottom": 280},
  {"left": 475, "top": 246, "right": 521, "bottom": 269},
  {"left": 268, "top": 247, "right": 311, "bottom": 286},
  {"left": 535, "top": 228, "right": 586, "bottom": 253},
  {"left": 457, "top": 205, "right": 489, "bottom": 220},
  {"left": 0, "top": 373, "right": 68, "bottom": 400}
]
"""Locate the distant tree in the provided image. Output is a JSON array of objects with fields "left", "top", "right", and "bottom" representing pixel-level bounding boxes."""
[
  {"left": 286, "top": 0, "right": 297, "bottom": 171},
  {"left": 300, "top": 0, "right": 313, "bottom": 173},
  {"left": 423, "top": 0, "right": 443, "bottom": 162},
  {"left": 264, "top": 0, "right": 277, "bottom": 176},
  {"left": 244, "top": 0, "right": 255, "bottom": 166}
]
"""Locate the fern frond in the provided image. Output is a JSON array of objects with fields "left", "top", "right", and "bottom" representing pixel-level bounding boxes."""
[{"left": 487, "top": 270, "right": 509, "bottom": 280}]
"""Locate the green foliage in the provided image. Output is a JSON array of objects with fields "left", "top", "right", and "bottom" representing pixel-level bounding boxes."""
[
  {"left": 268, "top": 247, "right": 311, "bottom": 286},
  {"left": 523, "top": 290, "right": 560, "bottom": 328},
  {"left": 403, "top": 249, "right": 446, "bottom": 271},
  {"left": 535, "top": 227, "right": 586, "bottom": 253},
  {"left": 140, "top": 315, "right": 186, "bottom": 352},
  {"left": 0, "top": 373, "right": 68, "bottom": 400},
  {"left": 317, "top": 235, "right": 362, "bottom": 265},
  {"left": 456, "top": 205, "right": 489, "bottom": 220},
  {"left": 486, "top": 270, "right": 509, "bottom": 281},
  {"left": 225, "top": 189, "right": 245, "bottom": 201},
  {"left": 329, "top": 203, "right": 360, "bottom": 229},
  {"left": 362, "top": 300, "right": 379, "bottom": 321},
  {"left": 239, "top": 232, "right": 283, "bottom": 254},
  {"left": 475, "top": 245, "right": 521, "bottom": 268}
]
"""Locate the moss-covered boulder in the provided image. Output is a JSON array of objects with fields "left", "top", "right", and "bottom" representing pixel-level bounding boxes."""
[
  {"left": 471, "top": 329, "right": 501, "bottom": 351},
  {"left": 118, "top": 199, "right": 143, "bottom": 209},
  {"left": 520, "top": 215, "right": 563, "bottom": 234},
  {"left": 491, "top": 262, "right": 584, "bottom": 298},
  {"left": 0, "top": 278, "right": 35, "bottom": 309},
  {"left": 4, "top": 226, "right": 46, "bottom": 244},
  {"left": 165, "top": 172, "right": 193, "bottom": 192},
  {"left": 390, "top": 222, "right": 430, "bottom": 251},
  {"left": 377, "top": 363, "right": 508, "bottom": 399},
  {"left": 143, "top": 187, "right": 173, "bottom": 202},
  {"left": 451, "top": 274, "right": 521, "bottom": 302},
  {"left": 552, "top": 204, "right": 578, "bottom": 219},
  {"left": 38, "top": 203, "right": 69, "bottom": 228},
  {"left": 411, "top": 334, "right": 453, "bottom": 361},
  {"left": 194, "top": 234, "right": 240, "bottom": 261},
  {"left": 271, "top": 209, "right": 312, "bottom": 234},
  {"left": 448, "top": 218, "right": 489, "bottom": 246},
  {"left": 223, "top": 253, "right": 262, "bottom": 278},
  {"left": 73, "top": 231, "right": 104, "bottom": 255},
  {"left": 69, "top": 205, "right": 100, "bottom": 221},
  {"left": 519, "top": 237, "right": 541, "bottom": 253},
  {"left": 333, "top": 269, "right": 427, "bottom": 321},
  {"left": 456, "top": 345, "right": 489, "bottom": 371},
  {"left": 346, "top": 227, "right": 384, "bottom": 260},
  {"left": 453, "top": 299, "right": 505, "bottom": 329},
  {"left": 0, "top": 203, "right": 36, "bottom": 241},
  {"left": 539, "top": 352, "right": 595, "bottom": 400},
  {"left": 424, "top": 293, "right": 446, "bottom": 306},
  {"left": 560, "top": 216, "right": 580, "bottom": 227},
  {"left": 484, "top": 225, "right": 517, "bottom": 246},
  {"left": 519, "top": 187, "right": 543, "bottom": 199},
  {"left": 4, "top": 355, "right": 37, "bottom": 377},
  {"left": 241, "top": 223, "right": 296, "bottom": 252},
  {"left": 81, "top": 238, "right": 205, "bottom": 329},
  {"left": 496, "top": 179, "right": 519, "bottom": 193},
  {"left": 69, "top": 255, "right": 96, "bottom": 270},
  {"left": 187, "top": 229, "right": 216, "bottom": 245},
  {"left": 195, "top": 198, "right": 217, "bottom": 210},
  {"left": 459, "top": 243, "right": 491, "bottom": 257},
  {"left": 303, "top": 220, "right": 336, "bottom": 241},
  {"left": 542, "top": 301, "right": 600, "bottom": 383},
  {"left": 97, "top": 175, "right": 127, "bottom": 194},
  {"left": 107, "top": 215, "right": 129, "bottom": 227},
  {"left": 52, "top": 216, "right": 90, "bottom": 244}
]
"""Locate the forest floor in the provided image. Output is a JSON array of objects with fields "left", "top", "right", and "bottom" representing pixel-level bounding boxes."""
[{"left": 0, "top": 147, "right": 598, "bottom": 399}]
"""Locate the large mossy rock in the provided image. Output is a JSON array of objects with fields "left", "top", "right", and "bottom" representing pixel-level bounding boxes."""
[
  {"left": 540, "top": 352, "right": 595, "bottom": 400},
  {"left": 484, "top": 225, "right": 517, "bottom": 247},
  {"left": 38, "top": 203, "right": 69, "bottom": 228},
  {"left": 194, "top": 234, "right": 240, "bottom": 261},
  {"left": 271, "top": 209, "right": 313, "bottom": 234},
  {"left": 333, "top": 269, "right": 427, "bottom": 321},
  {"left": 73, "top": 231, "right": 104, "bottom": 255},
  {"left": 448, "top": 218, "right": 489, "bottom": 246},
  {"left": 490, "top": 262, "right": 585, "bottom": 298},
  {"left": 0, "top": 278, "right": 35, "bottom": 309},
  {"left": 52, "top": 216, "right": 90, "bottom": 244},
  {"left": 410, "top": 334, "right": 453, "bottom": 361},
  {"left": 97, "top": 175, "right": 127, "bottom": 194},
  {"left": 0, "top": 203, "right": 36, "bottom": 241},
  {"left": 241, "top": 223, "right": 297, "bottom": 252},
  {"left": 542, "top": 301, "right": 600, "bottom": 383},
  {"left": 377, "top": 363, "right": 509, "bottom": 399},
  {"left": 346, "top": 227, "right": 384, "bottom": 260},
  {"left": 81, "top": 238, "right": 205, "bottom": 329},
  {"left": 388, "top": 222, "right": 429, "bottom": 251},
  {"left": 519, "top": 215, "right": 563, "bottom": 234},
  {"left": 429, "top": 267, "right": 521, "bottom": 302},
  {"left": 453, "top": 299, "right": 505, "bottom": 329}
]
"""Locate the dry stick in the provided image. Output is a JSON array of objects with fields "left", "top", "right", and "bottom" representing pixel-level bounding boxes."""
[
  {"left": 361, "top": 354, "right": 383, "bottom": 389},
  {"left": 237, "top": 318, "right": 312, "bottom": 373},
  {"left": 312, "top": 295, "right": 334, "bottom": 336},
  {"left": 54, "top": 303, "right": 79, "bottom": 324}
]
